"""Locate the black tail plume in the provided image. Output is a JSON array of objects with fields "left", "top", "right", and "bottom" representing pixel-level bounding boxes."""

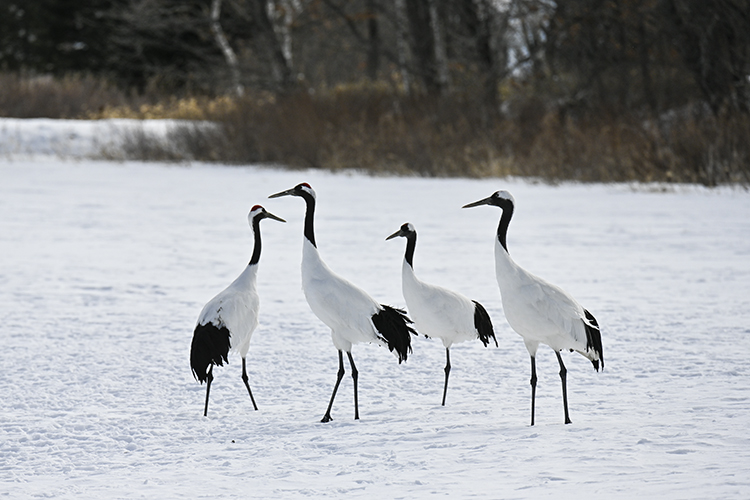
[
  {"left": 472, "top": 300, "right": 497, "bottom": 347},
  {"left": 190, "top": 322, "right": 231, "bottom": 383},
  {"left": 372, "top": 305, "right": 417, "bottom": 364},
  {"left": 583, "top": 309, "right": 604, "bottom": 371}
]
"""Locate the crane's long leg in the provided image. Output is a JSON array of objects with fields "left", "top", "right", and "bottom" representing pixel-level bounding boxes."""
[
  {"left": 321, "top": 351, "right": 345, "bottom": 423},
  {"left": 347, "top": 352, "right": 359, "bottom": 420},
  {"left": 241, "top": 357, "right": 259, "bottom": 411},
  {"left": 203, "top": 365, "right": 214, "bottom": 417},
  {"left": 441, "top": 348, "right": 451, "bottom": 406},
  {"left": 556, "top": 351, "right": 572, "bottom": 424},
  {"left": 530, "top": 356, "right": 537, "bottom": 426}
]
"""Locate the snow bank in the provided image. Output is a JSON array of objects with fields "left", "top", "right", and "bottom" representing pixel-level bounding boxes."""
[{"left": 0, "top": 118, "right": 195, "bottom": 159}]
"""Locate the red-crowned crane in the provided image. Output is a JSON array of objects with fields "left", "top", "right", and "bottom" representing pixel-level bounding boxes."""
[
  {"left": 190, "top": 205, "right": 285, "bottom": 416},
  {"left": 463, "top": 191, "right": 604, "bottom": 425},
  {"left": 386, "top": 222, "right": 497, "bottom": 406},
  {"left": 268, "top": 183, "right": 416, "bottom": 423}
]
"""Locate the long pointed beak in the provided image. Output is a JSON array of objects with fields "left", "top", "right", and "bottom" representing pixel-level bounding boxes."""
[
  {"left": 268, "top": 188, "right": 295, "bottom": 199},
  {"left": 385, "top": 229, "right": 402, "bottom": 241},
  {"left": 462, "top": 196, "right": 493, "bottom": 209},
  {"left": 265, "top": 211, "right": 286, "bottom": 223}
]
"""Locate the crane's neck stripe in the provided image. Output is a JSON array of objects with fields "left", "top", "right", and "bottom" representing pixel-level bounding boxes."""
[
  {"left": 301, "top": 191, "right": 317, "bottom": 247},
  {"left": 404, "top": 233, "right": 416, "bottom": 268},
  {"left": 496, "top": 203, "right": 513, "bottom": 252},
  {"left": 249, "top": 216, "right": 263, "bottom": 265}
]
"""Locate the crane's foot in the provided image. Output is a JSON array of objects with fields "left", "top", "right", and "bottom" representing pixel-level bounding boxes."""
[{"left": 321, "top": 413, "right": 333, "bottom": 423}]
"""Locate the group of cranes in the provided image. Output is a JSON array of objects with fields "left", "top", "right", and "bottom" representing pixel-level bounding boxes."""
[{"left": 190, "top": 183, "right": 604, "bottom": 426}]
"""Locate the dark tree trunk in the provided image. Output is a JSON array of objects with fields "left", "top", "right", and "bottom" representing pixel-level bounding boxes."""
[
  {"left": 366, "top": 0, "right": 380, "bottom": 81},
  {"left": 404, "top": 0, "right": 441, "bottom": 92},
  {"left": 251, "top": 0, "right": 294, "bottom": 92}
]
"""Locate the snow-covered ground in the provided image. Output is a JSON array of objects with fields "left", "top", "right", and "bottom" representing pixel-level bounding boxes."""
[{"left": 1, "top": 121, "right": 750, "bottom": 498}]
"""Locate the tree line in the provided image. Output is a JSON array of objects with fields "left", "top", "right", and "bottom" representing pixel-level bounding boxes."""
[
  {"left": 2, "top": 0, "right": 749, "bottom": 185},
  {"left": 2, "top": 0, "right": 748, "bottom": 116}
]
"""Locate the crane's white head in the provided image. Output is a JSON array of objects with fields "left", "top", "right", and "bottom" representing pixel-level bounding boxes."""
[
  {"left": 248, "top": 205, "right": 286, "bottom": 225},
  {"left": 268, "top": 182, "right": 316, "bottom": 200},
  {"left": 462, "top": 190, "right": 515, "bottom": 210},
  {"left": 386, "top": 222, "right": 416, "bottom": 241}
]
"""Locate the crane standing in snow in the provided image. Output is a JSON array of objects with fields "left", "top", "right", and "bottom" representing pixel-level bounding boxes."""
[
  {"left": 386, "top": 222, "right": 497, "bottom": 406},
  {"left": 269, "top": 183, "right": 417, "bottom": 423},
  {"left": 190, "top": 205, "right": 285, "bottom": 416},
  {"left": 463, "top": 191, "right": 604, "bottom": 425}
]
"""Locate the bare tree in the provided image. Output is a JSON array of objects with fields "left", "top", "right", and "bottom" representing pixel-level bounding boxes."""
[
  {"left": 250, "top": 0, "right": 295, "bottom": 90},
  {"left": 106, "top": 0, "right": 224, "bottom": 93},
  {"left": 459, "top": 0, "right": 510, "bottom": 115},
  {"left": 428, "top": 0, "right": 450, "bottom": 91},
  {"left": 268, "top": 0, "right": 300, "bottom": 69},
  {"left": 404, "top": 0, "right": 442, "bottom": 92},
  {"left": 211, "top": 0, "right": 244, "bottom": 96},
  {"left": 393, "top": 0, "right": 412, "bottom": 92},
  {"left": 669, "top": 0, "right": 750, "bottom": 114},
  {"left": 365, "top": 0, "right": 381, "bottom": 80}
]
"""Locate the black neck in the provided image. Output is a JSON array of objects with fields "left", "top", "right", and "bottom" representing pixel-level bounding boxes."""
[
  {"left": 301, "top": 191, "right": 317, "bottom": 247},
  {"left": 249, "top": 217, "right": 263, "bottom": 265},
  {"left": 496, "top": 202, "right": 513, "bottom": 253},
  {"left": 404, "top": 232, "right": 416, "bottom": 268}
]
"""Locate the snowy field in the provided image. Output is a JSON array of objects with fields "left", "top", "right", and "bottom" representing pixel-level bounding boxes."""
[{"left": 1, "top": 122, "right": 750, "bottom": 498}]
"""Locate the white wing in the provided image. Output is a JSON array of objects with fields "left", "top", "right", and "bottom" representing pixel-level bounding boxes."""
[
  {"left": 402, "top": 264, "right": 475, "bottom": 344},
  {"left": 498, "top": 256, "right": 587, "bottom": 352},
  {"left": 196, "top": 265, "right": 259, "bottom": 354},
  {"left": 302, "top": 241, "right": 380, "bottom": 344}
]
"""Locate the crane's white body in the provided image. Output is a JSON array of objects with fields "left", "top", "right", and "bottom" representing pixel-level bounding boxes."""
[
  {"left": 196, "top": 263, "right": 259, "bottom": 358},
  {"left": 302, "top": 238, "right": 383, "bottom": 352},
  {"left": 190, "top": 205, "right": 284, "bottom": 416},
  {"left": 387, "top": 222, "right": 495, "bottom": 406},
  {"left": 269, "top": 182, "right": 415, "bottom": 422},
  {"left": 401, "top": 259, "right": 476, "bottom": 348},
  {"left": 463, "top": 189, "right": 602, "bottom": 424},
  {"left": 494, "top": 239, "right": 595, "bottom": 360}
]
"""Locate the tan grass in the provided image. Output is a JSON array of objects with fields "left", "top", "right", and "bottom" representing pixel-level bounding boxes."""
[{"left": 2, "top": 72, "right": 747, "bottom": 186}]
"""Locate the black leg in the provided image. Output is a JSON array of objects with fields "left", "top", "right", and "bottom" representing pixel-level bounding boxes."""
[
  {"left": 321, "top": 351, "right": 345, "bottom": 423},
  {"left": 203, "top": 365, "right": 214, "bottom": 417},
  {"left": 530, "top": 356, "right": 537, "bottom": 426},
  {"left": 441, "top": 348, "right": 451, "bottom": 406},
  {"left": 556, "top": 351, "right": 572, "bottom": 424},
  {"left": 241, "top": 357, "right": 259, "bottom": 411},
  {"left": 347, "top": 352, "right": 359, "bottom": 420}
]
